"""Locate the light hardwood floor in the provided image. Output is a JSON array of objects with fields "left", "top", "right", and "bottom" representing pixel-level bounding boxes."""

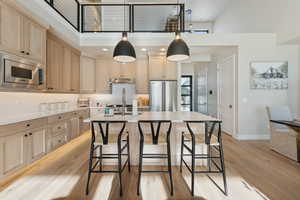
[{"left": 0, "top": 132, "right": 299, "bottom": 200}]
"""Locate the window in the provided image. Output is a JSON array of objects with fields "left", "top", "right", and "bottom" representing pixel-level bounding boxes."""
[{"left": 181, "top": 75, "right": 193, "bottom": 111}]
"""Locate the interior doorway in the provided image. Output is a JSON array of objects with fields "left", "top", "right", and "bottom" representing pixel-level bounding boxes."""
[{"left": 218, "top": 55, "right": 236, "bottom": 136}]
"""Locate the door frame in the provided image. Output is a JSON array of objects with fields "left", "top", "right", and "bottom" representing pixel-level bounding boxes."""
[{"left": 217, "top": 55, "right": 238, "bottom": 138}]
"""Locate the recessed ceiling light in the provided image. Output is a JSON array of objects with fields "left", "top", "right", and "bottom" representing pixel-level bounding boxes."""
[
  {"left": 141, "top": 48, "right": 147, "bottom": 52},
  {"left": 160, "top": 48, "right": 166, "bottom": 52},
  {"left": 102, "top": 48, "right": 109, "bottom": 52}
]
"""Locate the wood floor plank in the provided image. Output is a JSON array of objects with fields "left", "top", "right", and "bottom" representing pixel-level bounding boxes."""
[{"left": 0, "top": 132, "right": 299, "bottom": 200}]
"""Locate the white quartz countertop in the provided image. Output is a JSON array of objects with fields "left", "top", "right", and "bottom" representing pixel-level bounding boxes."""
[
  {"left": 85, "top": 111, "right": 220, "bottom": 123},
  {"left": 0, "top": 107, "right": 89, "bottom": 126}
]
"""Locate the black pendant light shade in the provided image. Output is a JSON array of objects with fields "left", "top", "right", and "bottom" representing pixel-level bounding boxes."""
[
  {"left": 113, "top": 32, "right": 136, "bottom": 63},
  {"left": 167, "top": 32, "right": 190, "bottom": 62}
]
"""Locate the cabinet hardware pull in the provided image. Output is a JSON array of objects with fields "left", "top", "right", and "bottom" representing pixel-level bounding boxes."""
[
  {"left": 29, "top": 133, "right": 32, "bottom": 136},
  {"left": 26, "top": 124, "right": 30, "bottom": 127},
  {"left": 21, "top": 50, "right": 25, "bottom": 54},
  {"left": 58, "top": 140, "right": 61, "bottom": 143},
  {"left": 26, "top": 52, "right": 30, "bottom": 55},
  {"left": 24, "top": 134, "right": 28, "bottom": 137},
  {"left": 58, "top": 116, "right": 62, "bottom": 119},
  {"left": 58, "top": 126, "right": 61, "bottom": 129}
]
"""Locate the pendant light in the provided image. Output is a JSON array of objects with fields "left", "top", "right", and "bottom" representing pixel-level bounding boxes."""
[
  {"left": 167, "top": 2, "right": 190, "bottom": 62},
  {"left": 113, "top": 1, "right": 136, "bottom": 63}
]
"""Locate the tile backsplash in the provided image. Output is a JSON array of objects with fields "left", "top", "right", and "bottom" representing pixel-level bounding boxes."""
[{"left": 0, "top": 92, "right": 79, "bottom": 119}]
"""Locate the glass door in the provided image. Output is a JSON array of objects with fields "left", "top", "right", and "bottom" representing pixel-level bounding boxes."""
[{"left": 181, "top": 76, "right": 193, "bottom": 111}]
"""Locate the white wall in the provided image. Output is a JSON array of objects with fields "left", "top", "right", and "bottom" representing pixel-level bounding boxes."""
[
  {"left": 214, "top": 0, "right": 300, "bottom": 34},
  {"left": 0, "top": 92, "right": 79, "bottom": 119}
]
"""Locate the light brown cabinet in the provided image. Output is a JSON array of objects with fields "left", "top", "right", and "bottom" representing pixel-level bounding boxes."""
[
  {"left": 0, "top": 1, "right": 46, "bottom": 64},
  {"left": 46, "top": 32, "right": 80, "bottom": 93},
  {"left": 80, "top": 56, "right": 96, "bottom": 93},
  {"left": 148, "top": 55, "right": 177, "bottom": 80},
  {"left": 135, "top": 58, "right": 149, "bottom": 94},
  {"left": 27, "top": 128, "right": 47, "bottom": 163}
]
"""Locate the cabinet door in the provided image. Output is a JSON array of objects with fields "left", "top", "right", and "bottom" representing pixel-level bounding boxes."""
[
  {"left": 165, "top": 60, "right": 178, "bottom": 80},
  {"left": 46, "top": 38, "right": 63, "bottom": 91},
  {"left": 23, "top": 17, "right": 46, "bottom": 64},
  {"left": 0, "top": 132, "right": 27, "bottom": 177},
  {"left": 148, "top": 56, "right": 165, "bottom": 80},
  {"left": 80, "top": 56, "right": 96, "bottom": 93},
  {"left": 62, "top": 47, "right": 72, "bottom": 91},
  {"left": 27, "top": 128, "right": 47, "bottom": 162},
  {"left": 136, "top": 58, "right": 149, "bottom": 94},
  {"left": 0, "top": 2, "right": 22, "bottom": 55},
  {"left": 95, "top": 59, "right": 110, "bottom": 93},
  {"left": 71, "top": 52, "right": 80, "bottom": 92},
  {"left": 69, "top": 117, "right": 80, "bottom": 140}
]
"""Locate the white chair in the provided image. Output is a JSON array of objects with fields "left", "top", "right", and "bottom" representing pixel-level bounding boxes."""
[{"left": 266, "top": 106, "right": 298, "bottom": 161}]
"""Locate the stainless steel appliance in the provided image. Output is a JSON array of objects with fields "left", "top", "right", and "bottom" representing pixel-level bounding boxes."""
[
  {"left": 0, "top": 53, "right": 44, "bottom": 89},
  {"left": 112, "top": 83, "right": 136, "bottom": 105},
  {"left": 150, "top": 80, "right": 177, "bottom": 111},
  {"left": 78, "top": 98, "right": 90, "bottom": 107}
]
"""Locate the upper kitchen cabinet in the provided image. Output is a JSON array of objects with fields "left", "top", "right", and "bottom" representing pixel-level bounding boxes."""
[
  {"left": 0, "top": 1, "right": 23, "bottom": 55},
  {"left": 148, "top": 55, "right": 178, "bottom": 81},
  {"left": 46, "top": 36, "right": 63, "bottom": 91},
  {"left": 22, "top": 16, "right": 46, "bottom": 64},
  {"left": 0, "top": 1, "right": 46, "bottom": 64},
  {"left": 71, "top": 51, "right": 80, "bottom": 92},
  {"left": 135, "top": 58, "right": 149, "bottom": 94},
  {"left": 80, "top": 56, "right": 96, "bottom": 93},
  {"left": 46, "top": 32, "right": 80, "bottom": 93},
  {"left": 95, "top": 58, "right": 111, "bottom": 94}
]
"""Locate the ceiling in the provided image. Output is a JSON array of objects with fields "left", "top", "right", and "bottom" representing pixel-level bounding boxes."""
[{"left": 82, "top": 0, "right": 231, "bottom": 22}]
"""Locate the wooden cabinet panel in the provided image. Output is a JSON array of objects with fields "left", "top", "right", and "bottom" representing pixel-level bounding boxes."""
[
  {"left": 62, "top": 47, "right": 72, "bottom": 91},
  {"left": 96, "top": 59, "right": 111, "bottom": 93},
  {"left": 149, "top": 55, "right": 178, "bottom": 81},
  {"left": 69, "top": 117, "right": 80, "bottom": 140},
  {"left": 46, "top": 38, "right": 63, "bottom": 91},
  {"left": 71, "top": 52, "right": 80, "bottom": 92},
  {"left": 0, "top": 2, "right": 22, "bottom": 55},
  {"left": 28, "top": 128, "right": 47, "bottom": 162},
  {"left": 165, "top": 60, "right": 177, "bottom": 80},
  {"left": 0, "top": 132, "right": 27, "bottom": 176},
  {"left": 80, "top": 56, "right": 96, "bottom": 93},
  {"left": 148, "top": 56, "right": 165, "bottom": 80},
  {"left": 136, "top": 58, "right": 149, "bottom": 94},
  {"left": 24, "top": 17, "right": 46, "bottom": 64}
]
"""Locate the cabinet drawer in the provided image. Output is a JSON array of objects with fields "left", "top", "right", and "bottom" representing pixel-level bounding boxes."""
[
  {"left": 51, "top": 134, "right": 67, "bottom": 150},
  {"left": 0, "top": 118, "right": 47, "bottom": 136},
  {"left": 51, "top": 122, "right": 68, "bottom": 133},
  {"left": 48, "top": 113, "right": 71, "bottom": 124}
]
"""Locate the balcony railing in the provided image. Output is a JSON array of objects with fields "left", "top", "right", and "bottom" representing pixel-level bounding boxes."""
[{"left": 44, "top": 1, "right": 185, "bottom": 33}]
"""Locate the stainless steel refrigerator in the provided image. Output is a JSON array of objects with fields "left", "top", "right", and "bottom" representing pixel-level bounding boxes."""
[{"left": 150, "top": 80, "right": 177, "bottom": 111}]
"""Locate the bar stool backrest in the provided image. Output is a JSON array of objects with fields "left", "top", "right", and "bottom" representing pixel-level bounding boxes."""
[
  {"left": 185, "top": 121, "right": 222, "bottom": 145},
  {"left": 138, "top": 120, "right": 172, "bottom": 144},
  {"left": 91, "top": 121, "right": 126, "bottom": 145}
]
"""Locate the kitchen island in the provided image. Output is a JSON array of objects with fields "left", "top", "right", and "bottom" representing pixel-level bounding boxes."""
[{"left": 84, "top": 111, "right": 221, "bottom": 165}]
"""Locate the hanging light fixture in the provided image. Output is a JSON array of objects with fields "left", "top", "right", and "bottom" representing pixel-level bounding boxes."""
[
  {"left": 113, "top": 32, "right": 136, "bottom": 63},
  {"left": 113, "top": 0, "right": 136, "bottom": 63},
  {"left": 167, "top": 2, "right": 190, "bottom": 62}
]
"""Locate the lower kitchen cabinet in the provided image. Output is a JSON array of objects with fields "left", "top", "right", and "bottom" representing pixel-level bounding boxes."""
[
  {"left": 0, "top": 132, "right": 27, "bottom": 177},
  {"left": 0, "top": 127, "right": 47, "bottom": 178},
  {"left": 27, "top": 128, "right": 47, "bottom": 163},
  {"left": 69, "top": 117, "right": 80, "bottom": 140}
]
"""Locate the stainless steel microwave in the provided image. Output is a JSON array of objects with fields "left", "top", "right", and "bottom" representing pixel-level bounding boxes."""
[{"left": 0, "top": 53, "right": 44, "bottom": 89}]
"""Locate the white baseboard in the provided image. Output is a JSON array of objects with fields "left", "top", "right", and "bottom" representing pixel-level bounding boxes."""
[{"left": 235, "top": 134, "right": 270, "bottom": 141}]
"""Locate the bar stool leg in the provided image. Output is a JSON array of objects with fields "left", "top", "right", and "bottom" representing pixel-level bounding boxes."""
[
  {"left": 180, "top": 134, "right": 184, "bottom": 173},
  {"left": 219, "top": 141, "right": 228, "bottom": 195},
  {"left": 99, "top": 145, "right": 103, "bottom": 171},
  {"left": 118, "top": 139, "right": 123, "bottom": 196},
  {"left": 86, "top": 144, "right": 94, "bottom": 195},
  {"left": 137, "top": 139, "right": 144, "bottom": 196},
  {"left": 167, "top": 138, "right": 174, "bottom": 196},
  {"left": 207, "top": 145, "right": 211, "bottom": 171},
  {"left": 191, "top": 139, "right": 195, "bottom": 196},
  {"left": 127, "top": 135, "right": 131, "bottom": 172}
]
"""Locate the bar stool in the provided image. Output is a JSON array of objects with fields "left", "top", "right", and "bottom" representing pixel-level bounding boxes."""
[
  {"left": 180, "top": 121, "right": 228, "bottom": 196},
  {"left": 137, "top": 120, "right": 174, "bottom": 196},
  {"left": 86, "top": 120, "right": 131, "bottom": 196}
]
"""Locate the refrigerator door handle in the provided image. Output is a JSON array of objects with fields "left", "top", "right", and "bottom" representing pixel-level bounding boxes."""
[{"left": 162, "top": 81, "right": 165, "bottom": 111}]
